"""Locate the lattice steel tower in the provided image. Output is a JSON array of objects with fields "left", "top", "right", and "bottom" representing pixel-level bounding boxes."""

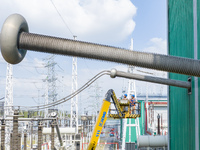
[
  {"left": 4, "top": 63, "right": 13, "bottom": 150},
  {"left": 4, "top": 63, "right": 13, "bottom": 117},
  {"left": 44, "top": 55, "right": 57, "bottom": 117},
  {"left": 71, "top": 36, "right": 78, "bottom": 133}
]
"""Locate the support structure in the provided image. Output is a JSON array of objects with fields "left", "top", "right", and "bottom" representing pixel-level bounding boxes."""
[
  {"left": 18, "top": 133, "right": 21, "bottom": 150},
  {"left": 31, "top": 122, "right": 33, "bottom": 149},
  {"left": 44, "top": 55, "right": 57, "bottom": 118},
  {"left": 10, "top": 133, "right": 12, "bottom": 150},
  {"left": 24, "top": 133, "right": 27, "bottom": 150},
  {"left": 1, "top": 119, "right": 5, "bottom": 150},
  {"left": 51, "top": 121, "right": 55, "bottom": 150},
  {"left": 4, "top": 63, "right": 13, "bottom": 117},
  {"left": 12, "top": 110, "right": 19, "bottom": 150},
  {"left": 4, "top": 63, "right": 13, "bottom": 149},
  {"left": 38, "top": 121, "right": 43, "bottom": 150},
  {"left": 71, "top": 36, "right": 78, "bottom": 134},
  {"left": 157, "top": 114, "right": 160, "bottom": 135}
]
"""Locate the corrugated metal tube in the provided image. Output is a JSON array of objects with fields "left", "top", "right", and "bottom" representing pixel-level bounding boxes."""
[{"left": 18, "top": 32, "right": 200, "bottom": 77}]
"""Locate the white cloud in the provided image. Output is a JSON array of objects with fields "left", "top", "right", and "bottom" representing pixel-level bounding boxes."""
[
  {"left": 0, "top": 0, "right": 137, "bottom": 44},
  {"left": 142, "top": 38, "right": 167, "bottom": 54}
]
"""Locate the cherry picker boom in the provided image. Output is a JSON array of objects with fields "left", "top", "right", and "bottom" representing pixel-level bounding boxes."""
[{"left": 87, "top": 89, "right": 141, "bottom": 150}]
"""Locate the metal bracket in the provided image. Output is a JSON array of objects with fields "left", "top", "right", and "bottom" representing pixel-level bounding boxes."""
[{"left": 188, "top": 77, "right": 192, "bottom": 94}]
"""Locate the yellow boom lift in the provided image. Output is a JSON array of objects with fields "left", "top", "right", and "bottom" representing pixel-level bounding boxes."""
[{"left": 87, "top": 89, "right": 141, "bottom": 150}]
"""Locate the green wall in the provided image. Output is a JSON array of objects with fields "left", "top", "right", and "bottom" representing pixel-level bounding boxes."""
[
  {"left": 168, "top": 0, "right": 197, "bottom": 149},
  {"left": 197, "top": 0, "right": 200, "bottom": 147}
]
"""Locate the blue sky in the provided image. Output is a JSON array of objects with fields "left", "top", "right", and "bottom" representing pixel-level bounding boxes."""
[
  {"left": 0, "top": 0, "right": 167, "bottom": 114},
  {"left": 131, "top": 0, "right": 167, "bottom": 50}
]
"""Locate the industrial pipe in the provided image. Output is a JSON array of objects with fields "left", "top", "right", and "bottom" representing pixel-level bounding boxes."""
[
  {"left": 137, "top": 135, "right": 168, "bottom": 147},
  {"left": 42, "top": 127, "right": 76, "bottom": 134},
  {"left": 1, "top": 14, "right": 200, "bottom": 77},
  {"left": 110, "top": 69, "right": 191, "bottom": 89}
]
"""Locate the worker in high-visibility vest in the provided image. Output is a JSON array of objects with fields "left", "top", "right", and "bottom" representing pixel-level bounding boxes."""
[{"left": 130, "top": 94, "right": 137, "bottom": 114}]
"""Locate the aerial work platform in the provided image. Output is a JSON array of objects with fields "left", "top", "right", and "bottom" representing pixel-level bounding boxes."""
[
  {"left": 107, "top": 91, "right": 141, "bottom": 119},
  {"left": 109, "top": 100, "right": 141, "bottom": 119},
  {"left": 87, "top": 89, "right": 141, "bottom": 150}
]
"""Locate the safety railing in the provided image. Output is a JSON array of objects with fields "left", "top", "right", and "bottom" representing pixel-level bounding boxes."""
[{"left": 82, "top": 142, "right": 119, "bottom": 150}]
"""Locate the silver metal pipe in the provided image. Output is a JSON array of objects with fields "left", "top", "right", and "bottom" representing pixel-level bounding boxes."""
[{"left": 110, "top": 69, "right": 191, "bottom": 89}]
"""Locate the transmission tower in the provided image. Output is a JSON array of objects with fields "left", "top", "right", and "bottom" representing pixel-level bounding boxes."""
[
  {"left": 4, "top": 63, "right": 13, "bottom": 149},
  {"left": 44, "top": 55, "right": 57, "bottom": 118},
  {"left": 59, "top": 76, "right": 65, "bottom": 127},
  {"left": 4, "top": 63, "right": 13, "bottom": 117},
  {"left": 44, "top": 80, "right": 48, "bottom": 118},
  {"left": 71, "top": 36, "right": 78, "bottom": 133},
  {"left": 88, "top": 82, "right": 102, "bottom": 117}
]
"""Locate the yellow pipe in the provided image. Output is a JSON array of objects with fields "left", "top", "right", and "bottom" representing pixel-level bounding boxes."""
[{"left": 87, "top": 99, "right": 111, "bottom": 150}]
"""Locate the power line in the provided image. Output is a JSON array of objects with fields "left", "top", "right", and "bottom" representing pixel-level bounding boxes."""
[
  {"left": 0, "top": 97, "right": 4, "bottom": 100},
  {"left": 50, "top": 0, "right": 74, "bottom": 36}
]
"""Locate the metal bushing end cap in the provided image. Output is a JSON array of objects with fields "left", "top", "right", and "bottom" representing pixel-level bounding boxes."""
[
  {"left": 110, "top": 68, "right": 117, "bottom": 78},
  {"left": 0, "top": 14, "right": 29, "bottom": 64}
]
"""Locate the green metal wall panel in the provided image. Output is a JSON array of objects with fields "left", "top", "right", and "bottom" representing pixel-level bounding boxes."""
[
  {"left": 125, "top": 119, "right": 137, "bottom": 142},
  {"left": 197, "top": 0, "right": 200, "bottom": 146},
  {"left": 139, "top": 101, "right": 145, "bottom": 135},
  {"left": 126, "top": 119, "right": 130, "bottom": 142},
  {"left": 168, "top": 0, "right": 195, "bottom": 149}
]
